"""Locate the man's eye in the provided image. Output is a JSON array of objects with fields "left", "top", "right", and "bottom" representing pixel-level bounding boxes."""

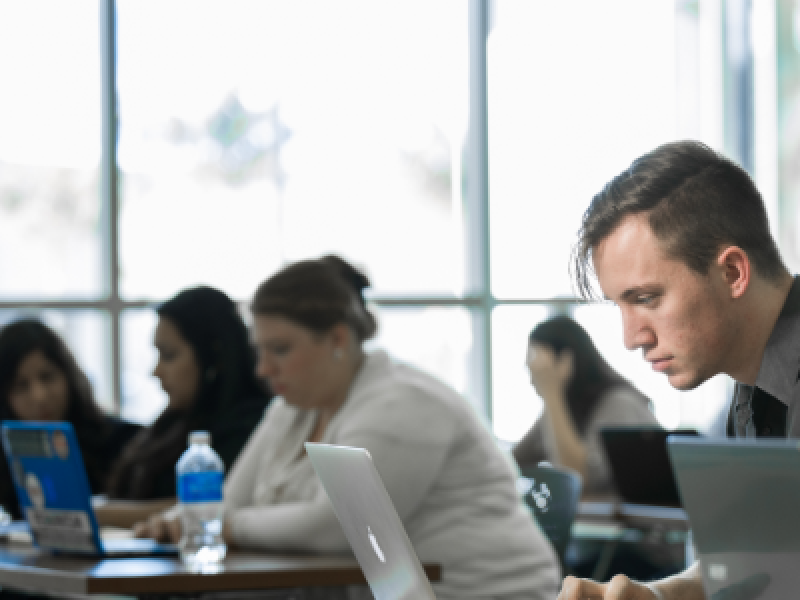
[{"left": 638, "top": 295, "right": 655, "bottom": 305}]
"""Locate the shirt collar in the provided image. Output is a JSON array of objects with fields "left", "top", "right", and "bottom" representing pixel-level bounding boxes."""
[{"left": 755, "top": 276, "right": 800, "bottom": 405}]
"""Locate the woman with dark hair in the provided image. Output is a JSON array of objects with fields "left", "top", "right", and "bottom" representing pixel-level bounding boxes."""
[
  {"left": 97, "top": 286, "right": 272, "bottom": 526},
  {"left": 513, "top": 315, "right": 657, "bottom": 496},
  {"left": 0, "top": 319, "right": 140, "bottom": 518},
  {"left": 138, "top": 256, "right": 560, "bottom": 600}
]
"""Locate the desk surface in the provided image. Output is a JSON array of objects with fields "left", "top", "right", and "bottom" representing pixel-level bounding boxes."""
[
  {"left": 0, "top": 545, "right": 442, "bottom": 596},
  {"left": 578, "top": 500, "right": 689, "bottom": 530}
]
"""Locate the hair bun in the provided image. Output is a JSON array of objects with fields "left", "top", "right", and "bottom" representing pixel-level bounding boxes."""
[
  {"left": 252, "top": 255, "right": 377, "bottom": 342},
  {"left": 320, "top": 255, "right": 371, "bottom": 297}
]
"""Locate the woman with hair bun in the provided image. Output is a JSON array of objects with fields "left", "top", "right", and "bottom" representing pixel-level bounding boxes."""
[{"left": 138, "top": 255, "right": 559, "bottom": 600}]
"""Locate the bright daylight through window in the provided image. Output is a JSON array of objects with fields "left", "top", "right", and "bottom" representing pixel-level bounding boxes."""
[{"left": 0, "top": 0, "right": 765, "bottom": 446}]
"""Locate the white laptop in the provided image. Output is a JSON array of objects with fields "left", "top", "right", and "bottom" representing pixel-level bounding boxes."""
[
  {"left": 305, "top": 443, "right": 437, "bottom": 600},
  {"left": 667, "top": 436, "right": 800, "bottom": 599}
]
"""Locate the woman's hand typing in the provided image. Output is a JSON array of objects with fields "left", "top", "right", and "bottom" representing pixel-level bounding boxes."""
[{"left": 132, "top": 513, "right": 182, "bottom": 543}]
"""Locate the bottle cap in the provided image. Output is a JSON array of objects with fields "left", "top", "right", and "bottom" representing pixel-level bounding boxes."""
[{"left": 188, "top": 430, "right": 211, "bottom": 446}]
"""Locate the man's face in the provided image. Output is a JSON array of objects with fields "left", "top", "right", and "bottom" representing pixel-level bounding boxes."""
[{"left": 593, "top": 214, "right": 735, "bottom": 390}]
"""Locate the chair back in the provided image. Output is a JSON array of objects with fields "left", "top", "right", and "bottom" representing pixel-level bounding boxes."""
[{"left": 519, "top": 464, "right": 582, "bottom": 565}]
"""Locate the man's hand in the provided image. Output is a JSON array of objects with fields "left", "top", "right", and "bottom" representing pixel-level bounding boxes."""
[
  {"left": 558, "top": 575, "right": 664, "bottom": 600},
  {"left": 132, "top": 513, "right": 182, "bottom": 543}
]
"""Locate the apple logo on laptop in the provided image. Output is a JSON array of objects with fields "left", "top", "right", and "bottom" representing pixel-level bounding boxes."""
[{"left": 367, "top": 526, "right": 386, "bottom": 563}]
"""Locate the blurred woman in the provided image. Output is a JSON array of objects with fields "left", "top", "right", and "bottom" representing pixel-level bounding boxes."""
[
  {"left": 513, "top": 315, "right": 657, "bottom": 496},
  {"left": 97, "top": 286, "right": 272, "bottom": 526},
  {"left": 0, "top": 319, "right": 140, "bottom": 518},
  {"left": 138, "top": 256, "right": 560, "bottom": 600}
]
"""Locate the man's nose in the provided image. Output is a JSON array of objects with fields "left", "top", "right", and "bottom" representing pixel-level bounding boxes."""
[{"left": 622, "top": 310, "right": 655, "bottom": 351}]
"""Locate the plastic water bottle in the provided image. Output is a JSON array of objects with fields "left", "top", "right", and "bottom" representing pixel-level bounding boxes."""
[{"left": 176, "top": 431, "right": 227, "bottom": 571}]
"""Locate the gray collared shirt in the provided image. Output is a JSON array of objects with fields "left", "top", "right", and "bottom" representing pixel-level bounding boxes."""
[{"left": 728, "top": 275, "right": 800, "bottom": 438}]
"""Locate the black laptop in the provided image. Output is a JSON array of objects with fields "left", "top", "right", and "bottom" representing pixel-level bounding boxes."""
[
  {"left": 668, "top": 437, "right": 800, "bottom": 599},
  {"left": 600, "top": 426, "right": 699, "bottom": 507}
]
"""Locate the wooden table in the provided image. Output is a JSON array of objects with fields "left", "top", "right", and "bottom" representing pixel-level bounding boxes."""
[{"left": 0, "top": 545, "right": 441, "bottom": 596}]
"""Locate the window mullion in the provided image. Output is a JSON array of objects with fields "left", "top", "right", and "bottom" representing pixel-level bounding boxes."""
[
  {"left": 466, "top": 0, "right": 493, "bottom": 421},
  {"left": 100, "top": 0, "right": 121, "bottom": 413}
]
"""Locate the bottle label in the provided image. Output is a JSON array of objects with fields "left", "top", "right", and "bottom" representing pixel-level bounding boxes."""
[{"left": 178, "top": 472, "right": 223, "bottom": 503}]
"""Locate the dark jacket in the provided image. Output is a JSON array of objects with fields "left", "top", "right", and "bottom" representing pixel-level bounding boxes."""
[{"left": 106, "top": 396, "right": 269, "bottom": 500}]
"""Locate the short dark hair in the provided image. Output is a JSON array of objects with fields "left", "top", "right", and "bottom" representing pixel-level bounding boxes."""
[
  {"left": 572, "top": 140, "right": 787, "bottom": 299},
  {"left": 251, "top": 255, "right": 377, "bottom": 343}
]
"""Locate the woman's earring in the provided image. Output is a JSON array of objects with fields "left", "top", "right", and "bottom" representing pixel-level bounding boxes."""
[{"left": 333, "top": 348, "right": 344, "bottom": 360}]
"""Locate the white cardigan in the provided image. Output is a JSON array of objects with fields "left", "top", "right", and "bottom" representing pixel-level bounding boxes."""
[{"left": 224, "top": 350, "right": 560, "bottom": 600}]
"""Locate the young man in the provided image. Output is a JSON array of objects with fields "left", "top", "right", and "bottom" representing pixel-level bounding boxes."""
[{"left": 558, "top": 140, "right": 797, "bottom": 600}]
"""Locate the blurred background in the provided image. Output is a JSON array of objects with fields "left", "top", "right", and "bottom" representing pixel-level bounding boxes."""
[{"left": 0, "top": 0, "right": 793, "bottom": 442}]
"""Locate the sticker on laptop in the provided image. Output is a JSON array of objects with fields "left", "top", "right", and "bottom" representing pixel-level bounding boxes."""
[
  {"left": 51, "top": 431, "right": 70, "bottom": 460},
  {"left": 25, "top": 506, "right": 95, "bottom": 552},
  {"left": 26, "top": 507, "right": 92, "bottom": 533}
]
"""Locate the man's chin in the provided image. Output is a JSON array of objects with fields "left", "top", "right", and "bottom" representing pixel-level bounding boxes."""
[{"left": 666, "top": 371, "right": 706, "bottom": 391}]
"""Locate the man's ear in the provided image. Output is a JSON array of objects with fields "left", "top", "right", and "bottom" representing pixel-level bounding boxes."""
[{"left": 716, "top": 246, "right": 751, "bottom": 299}]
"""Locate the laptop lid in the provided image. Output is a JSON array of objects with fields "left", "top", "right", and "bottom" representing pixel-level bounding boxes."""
[
  {"left": 600, "top": 426, "right": 698, "bottom": 507},
  {"left": 2, "top": 421, "right": 105, "bottom": 554},
  {"left": 667, "top": 436, "right": 800, "bottom": 600},
  {"left": 1, "top": 421, "right": 176, "bottom": 557},
  {"left": 305, "top": 443, "right": 436, "bottom": 600}
]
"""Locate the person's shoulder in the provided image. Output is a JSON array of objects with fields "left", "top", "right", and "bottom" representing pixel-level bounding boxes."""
[
  {"left": 598, "top": 383, "right": 649, "bottom": 407},
  {"left": 357, "top": 351, "right": 464, "bottom": 410},
  {"left": 593, "top": 384, "right": 657, "bottom": 424},
  {"left": 82, "top": 414, "right": 142, "bottom": 453},
  {"left": 246, "top": 396, "right": 300, "bottom": 431},
  {"left": 205, "top": 394, "right": 274, "bottom": 439},
  {"left": 226, "top": 393, "right": 273, "bottom": 418},
  {"left": 342, "top": 351, "right": 468, "bottom": 436},
  {"left": 106, "top": 416, "right": 143, "bottom": 443}
]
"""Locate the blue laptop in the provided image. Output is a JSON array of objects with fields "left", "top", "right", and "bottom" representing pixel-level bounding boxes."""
[
  {"left": 667, "top": 437, "right": 800, "bottom": 600},
  {"left": 1, "top": 421, "right": 177, "bottom": 557}
]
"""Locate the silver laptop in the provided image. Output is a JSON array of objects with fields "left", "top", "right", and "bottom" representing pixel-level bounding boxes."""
[
  {"left": 667, "top": 437, "right": 800, "bottom": 599},
  {"left": 305, "top": 443, "right": 437, "bottom": 600}
]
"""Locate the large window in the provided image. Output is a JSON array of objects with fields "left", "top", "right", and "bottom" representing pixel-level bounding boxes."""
[
  {"left": 0, "top": 0, "right": 103, "bottom": 300},
  {"left": 0, "top": 0, "right": 112, "bottom": 409},
  {"left": 117, "top": 0, "right": 469, "bottom": 299},
  {"left": 0, "top": 0, "right": 757, "bottom": 440},
  {"left": 488, "top": 0, "right": 732, "bottom": 440}
]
